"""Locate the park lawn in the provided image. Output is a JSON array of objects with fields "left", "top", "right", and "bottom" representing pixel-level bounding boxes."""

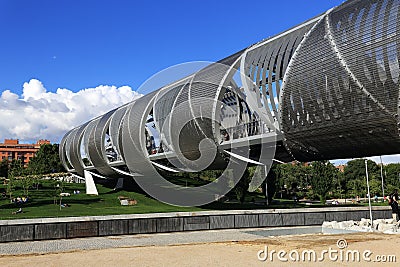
[
  {"left": 0, "top": 181, "right": 202, "bottom": 220},
  {"left": 0, "top": 180, "right": 390, "bottom": 220}
]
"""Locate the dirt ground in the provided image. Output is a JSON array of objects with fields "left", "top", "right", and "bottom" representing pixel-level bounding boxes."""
[{"left": 1, "top": 232, "right": 399, "bottom": 266}]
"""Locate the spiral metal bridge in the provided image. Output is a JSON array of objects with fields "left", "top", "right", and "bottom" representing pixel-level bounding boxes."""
[{"left": 60, "top": 0, "right": 400, "bottom": 197}]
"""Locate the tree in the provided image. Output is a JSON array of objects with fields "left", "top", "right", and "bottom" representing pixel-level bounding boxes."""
[
  {"left": 27, "top": 144, "right": 65, "bottom": 175},
  {"left": 384, "top": 163, "right": 400, "bottom": 194},
  {"left": 263, "top": 164, "right": 278, "bottom": 204},
  {"left": 334, "top": 170, "right": 346, "bottom": 199},
  {"left": 233, "top": 168, "right": 251, "bottom": 203},
  {"left": 344, "top": 159, "right": 379, "bottom": 181},
  {"left": 5, "top": 159, "right": 24, "bottom": 200},
  {"left": 347, "top": 178, "right": 365, "bottom": 198},
  {"left": 20, "top": 175, "right": 34, "bottom": 196},
  {"left": 0, "top": 158, "right": 8, "bottom": 178},
  {"left": 6, "top": 172, "right": 16, "bottom": 200},
  {"left": 274, "top": 162, "right": 311, "bottom": 199},
  {"left": 344, "top": 159, "right": 380, "bottom": 198},
  {"left": 9, "top": 159, "right": 24, "bottom": 177},
  {"left": 310, "top": 161, "right": 336, "bottom": 204}
]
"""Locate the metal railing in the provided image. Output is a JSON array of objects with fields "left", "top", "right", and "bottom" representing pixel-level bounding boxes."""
[{"left": 221, "top": 119, "right": 273, "bottom": 141}]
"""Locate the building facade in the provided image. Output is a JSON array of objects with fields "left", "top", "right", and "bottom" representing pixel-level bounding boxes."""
[{"left": 0, "top": 139, "right": 50, "bottom": 166}]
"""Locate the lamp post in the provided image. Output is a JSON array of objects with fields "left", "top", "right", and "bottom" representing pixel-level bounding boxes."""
[
  {"left": 380, "top": 156, "right": 385, "bottom": 201},
  {"left": 365, "top": 160, "right": 373, "bottom": 229},
  {"left": 264, "top": 165, "right": 269, "bottom": 206}
]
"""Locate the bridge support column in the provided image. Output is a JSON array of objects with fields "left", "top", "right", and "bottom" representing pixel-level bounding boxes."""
[{"left": 84, "top": 170, "right": 99, "bottom": 195}]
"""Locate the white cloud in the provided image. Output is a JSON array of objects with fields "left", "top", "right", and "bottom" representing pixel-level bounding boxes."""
[
  {"left": 0, "top": 79, "right": 142, "bottom": 143},
  {"left": 22, "top": 79, "right": 46, "bottom": 100}
]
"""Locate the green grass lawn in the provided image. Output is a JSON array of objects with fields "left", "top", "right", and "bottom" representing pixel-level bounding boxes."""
[
  {"left": 0, "top": 181, "right": 204, "bottom": 220},
  {"left": 0, "top": 180, "right": 390, "bottom": 220}
]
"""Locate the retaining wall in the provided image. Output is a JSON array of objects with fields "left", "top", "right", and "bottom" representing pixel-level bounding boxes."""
[{"left": 0, "top": 206, "right": 391, "bottom": 242}]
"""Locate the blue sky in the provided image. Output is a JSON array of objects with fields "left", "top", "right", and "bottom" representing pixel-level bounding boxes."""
[
  {"left": 1, "top": 0, "right": 398, "bottom": 164},
  {"left": 0, "top": 0, "right": 344, "bottom": 94}
]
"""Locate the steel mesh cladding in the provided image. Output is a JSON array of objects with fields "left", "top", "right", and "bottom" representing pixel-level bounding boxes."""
[
  {"left": 280, "top": 0, "right": 400, "bottom": 161},
  {"left": 241, "top": 20, "right": 314, "bottom": 127},
  {"left": 121, "top": 92, "right": 158, "bottom": 175},
  {"left": 87, "top": 109, "right": 120, "bottom": 177},
  {"left": 108, "top": 104, "right": 131, "bottom": 162},
  {"left": 69, "top": 122, "right": 90, "bottom": 176},
  {"left": 59, "top": 0, "right": 400, "bottom": 204},
  {"left": 59, "top": 129, "right": 74, "bottom": 172},
  {"left": 168, "top": 53, "right": 243, "bottom": 171},
  {"left": 80, "top": 118, "right": 99, "bottom": 167}
]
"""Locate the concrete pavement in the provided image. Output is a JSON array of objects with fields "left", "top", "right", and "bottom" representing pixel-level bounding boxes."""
[{"left": 0, "top": 226, "right": 320, "bottom": 255}]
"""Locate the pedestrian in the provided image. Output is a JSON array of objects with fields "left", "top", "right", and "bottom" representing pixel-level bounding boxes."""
[
  {"left": 394, "top": 190, "right": 399, "bottom": 201},
  {"left": 388, "top": 194, "right": 400, "bottom": 221}
]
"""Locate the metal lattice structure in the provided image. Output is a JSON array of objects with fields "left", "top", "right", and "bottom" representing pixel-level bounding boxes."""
[{"left": 60, "top": 0, "right": 400, "bottom": 193}]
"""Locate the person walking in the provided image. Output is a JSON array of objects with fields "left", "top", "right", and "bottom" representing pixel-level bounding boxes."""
[{"left": 389, "top": 194, "right": 400, "bottom": 221}]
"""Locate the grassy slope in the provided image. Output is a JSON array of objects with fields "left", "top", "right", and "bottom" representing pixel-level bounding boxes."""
[
  {"left": 0, "top": 181, "right": 202, "bottom": 220},
  {"left": 0, "top": 180, "right": 388, "bottom": 220}
]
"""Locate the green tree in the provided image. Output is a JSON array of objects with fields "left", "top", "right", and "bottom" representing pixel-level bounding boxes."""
[
  {"left": 0, "top": 158, "right": 8, "bottom": 178},
  {"left": 233, "top": 168, "right": 251, "bottom": 203},
  {"left": 384, "top": 163, "right": 400, "bottom": 194},
  {"left": 344, "top": 159, "right": 379, "bottom": 181},
  {"left": 263, "top": 165, "right": 278, "bottom": 204},
  {"left": 334, "top": 170, "right": 346, "bottom": 199},
  {"left": 6, "top": 159, "right": 24, "bottom": 200},
  {"left": 20, "top": 175, "right": 34, "bottom": 196},
  {"left": 347, "top": 178, "right": 365, "bottom": 198},
  {"left": 6, "top": 172, "right": 16, "bottom": 200},
  {"left": 310, "top": 161, "right": 336, "bottom": 204},
  {"left": 274, "top": 162, "right": 311, "bottom": 199},
  {"left": 344, "top": 159, "right": 380, "bottom": 198},
  {"left": 9, "top": 159, "right": 24, "bottom": 177},
  {"left": 27, "top": 144, "right": 65, "bottom": 175}
]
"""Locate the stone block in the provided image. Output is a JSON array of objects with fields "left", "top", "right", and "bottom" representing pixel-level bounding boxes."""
[
  {"left": 209, "top": 215, "right": 235, "bottom": 229},
  {"left": 129, "top": 218, "right": 157, "bottom": 234},
  {"left": 35, "top": 223, "right": 66, "bottom": 240},
  {"left": 281, "top": 213, "right": 304, "bottom": 226},
  {"left": 372, "top": 210, "right": 391, "bottom": 219},
  {"left": 183, "top": 216, "right": 209, "bottom": 231},
  {"left": 157, "top": 217, "right": 183, "bottom": 233},
  {"left": 98, "top": 220, "right": 128, "bottom": 236},
  {"left": 304, "top": 213, "right": 325, "bottom": 225},
  {"left": 0, "top": 225, "right": 34, "bottom": 242},
  {"left": 325, "top": 211, "right": 347, "bottom": 222},
  {"left": 346, "top": 211, "right": 368, "bottom": 221},
  {"left": 234, "top": 214, "right": 259, "bottom": 228},
  {"left": 259, "top": 214, "right": 282, "bottom": 227},
  {"left": 67, "top": 221, "right": 98, "bottom": 238}
]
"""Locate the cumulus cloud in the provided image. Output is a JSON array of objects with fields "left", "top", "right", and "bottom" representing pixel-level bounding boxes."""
[{"left": 0, "top": 79, "right": 142, "bottom": 143}]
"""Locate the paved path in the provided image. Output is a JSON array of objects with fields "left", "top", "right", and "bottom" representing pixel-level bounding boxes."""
[{"left": 0, "top": 226, "right": 320, "bottom": 255}]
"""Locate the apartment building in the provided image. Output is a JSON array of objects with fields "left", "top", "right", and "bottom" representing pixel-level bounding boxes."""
[{"left": 0, "top": 139, "right": 50, "bottom": 166}]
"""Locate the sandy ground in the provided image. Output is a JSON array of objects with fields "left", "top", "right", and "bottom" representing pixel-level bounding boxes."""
[{"left": 0, "top": 232, "right": 399, "bottom": 266}]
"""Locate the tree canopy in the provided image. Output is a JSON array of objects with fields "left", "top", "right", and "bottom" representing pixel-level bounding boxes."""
[
  {"left": 310, "top": 161, "right": 336, "bottom": 204},
  {"left": 0, "top": 158, "right": 8, "bottom": 178},
  {"left": 26, "top": 144, "right": 65, "bottom": 175}
]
